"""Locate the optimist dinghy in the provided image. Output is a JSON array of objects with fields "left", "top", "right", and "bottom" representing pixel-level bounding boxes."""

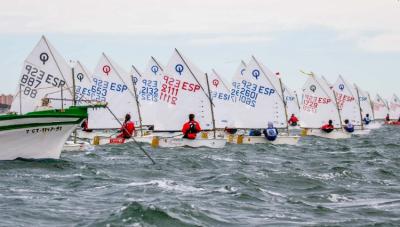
[
  {"left": 227, "top": 56, "right": 300, "bottom": 145},
  {"left": 299, "top": 72, "right": 350, "bottom": 139},
  {"left": 123, "top": 49, "right": 226, "bottom": 148},
  {"left": 332, "top": 76, "right": 370, "bottom": 135},
  {"left": 373, "top": 94, "right": 389, "bottom": 121}
]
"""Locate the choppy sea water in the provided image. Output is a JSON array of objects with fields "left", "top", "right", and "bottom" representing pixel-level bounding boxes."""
[{"left": 1, "top": 126, "right": 400, "bottom": 226}]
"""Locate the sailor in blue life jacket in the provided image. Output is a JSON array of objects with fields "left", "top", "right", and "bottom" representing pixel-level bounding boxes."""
[
  {"left": 249, "top": 129, "right": 261, "bottom": 136},
  {"left": 263, "top": 122, "right": 279, "bottom": 141},
  {"left": 363, "top": 114, "right": 371, "bottom": 125},
  {"left": 343, "top": 119, "right": 355, "bottom": 133}
]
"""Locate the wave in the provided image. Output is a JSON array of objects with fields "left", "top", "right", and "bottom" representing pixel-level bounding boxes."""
[
  {"left": 95, "top": 202, "right": 196, "bottom": 227},
  {"left": 128, "top": 179, "right": 204, "bottom": 194}
]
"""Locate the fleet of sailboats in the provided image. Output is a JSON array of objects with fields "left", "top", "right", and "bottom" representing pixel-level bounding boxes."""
[{"left": 2, "top": 36, "right": 399, "bottom": 160}]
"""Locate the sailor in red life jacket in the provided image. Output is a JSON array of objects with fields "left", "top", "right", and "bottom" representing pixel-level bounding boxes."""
[
  {"left": 80, "top": 119, "right": 93, "bottom": 132},
  {"left": 182, "top": 114, "right": 201, "bottom": 140},
  {"left": 288, "top": 114, "right": 299, "bottom": 126},
  {"left": 321, "top": 120, "right": 334, "bottom": 133},
  {"left": 117, "top": 114, "right": 135, "bottom": 139}
]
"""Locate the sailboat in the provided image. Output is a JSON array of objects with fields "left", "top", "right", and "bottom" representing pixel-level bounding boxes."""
[
  {"left": 10, "top": 36, "right": 74, "bottom": 114},
  {"left": 387, "top": 94, "right": 400, "bottom": 125},
  {"left": 283, "top": 84, "right": 301, "bottom": 130},
  {"left": 332, "top": 75, "right": 370, "bottom": 135},
  {"left": 2, "top": 36, "right": 103, "bottom": 160},
  {"left": 373, "top": 94, "right": 389, "bottom": 121},
  {"left": 77, "top": 53, "right": 142, "bottom": 143},
  {"left": 227, "top": 56, "right": 300, "bottom": 145},
  {"left": 208, "top": 68, "right": 233, "bottom": 129},
  {"left": 136, "top": 49, "right": 226, "bottom": 148},
  {"left": 354, "top": 84, "right": 382, "bottom": 129},
  {"left": 130, "top": 57, "right": 164, "bottom": 127},
  {"left": 73, "top": 61, "right": 94, "bottom": 104},
  {"left": 300, "top": 73, "right": 351, "bottom": 139}
]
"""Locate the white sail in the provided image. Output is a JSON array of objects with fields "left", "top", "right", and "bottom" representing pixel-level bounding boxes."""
[
  {"left": 208, "top": 69, "right": 232, "bottom": 128},
  {"left": 332, "top": 75, "right": 361, "bottom": 126},
  {"left": 87, "top": 53, "right": 140, "bottom": 129},
  {"left": 153, "top": 49, "right": 213, "bottom": 131},
  {"left": 132, "top": 57, "right": 164, "bottom": 126},
  {"left": 283, "top": 85, "right": 300, "bottom": 117},
  {"left": 389, "top": 94, "right": 400, "bottom": 120},
  {"left": 74, "top": 61, "right": 94, "bottom": 105},
  {"left": 300, "top": 74, "right": 341, "bottom": 128},
  {"left": 354, "top": 85, "right": 374, "bottom": 120},
  {"left": 373, "top": 94, "right": 389, "bottom": 120},
  {"left": 10, "top": 36, "right": 73, "bottom": 114},
  {"left": 230, "top": 56, "right": 286, "bottom": 128}
]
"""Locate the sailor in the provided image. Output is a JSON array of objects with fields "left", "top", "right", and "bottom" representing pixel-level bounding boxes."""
[
  {"left": 182, "top": 114, "right": 201, "bottom": 140},
  {"left": 117, "top": 114, "right": 135, "bottom": 139},
  {"left": 321, "top": 120, "right": 334, "bottom": 133},
  {"left": 80, "top": 119, "right": 92, "bottom": 132},
  {"left": 224, "top": 122, "right": 237, "bottom": 135},
  {"left": 363, "top": 114, "right": 371, "bottom": 125},
  {"left": 288, "top": 114, "right": 299, "bottom": 126},
  {"left": 263, "top": 122, "right": 278, "bottom": 141},
  {"left": 386, "top": 114, "right": 390, "bottom": 122},
  {"left": 249, "top": 129, "right": 261, "bottom": 136},
  {"left": 343, "top": 119, "right": 355, "bottom": 133}
]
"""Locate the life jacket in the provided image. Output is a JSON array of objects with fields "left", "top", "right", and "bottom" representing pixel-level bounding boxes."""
[
  {"left": 249, "top": 129, "right": 261, "bottom": 136},
  {"left": 345, "top": 123, "right": 354, "bottom": 133},
  {"left": 119, "top": 121, "right": 135, "bottom": 138},
  {"left": 321, "top": 124, "right": 334, "bottom": 133},
  {"left": 363, "top": 117, "right": 371, "bottom": 125},
  {"left": 266, "top": 128, "right": 277, "bottom": 137},
  {"left": 263, "top": 128, "right": 278, "bottom": 141},
  {"left": 182, "top": 120, "right": 201, "bottom": 140},
  {"left": 289, "top": 116, "right": 298, "bottom": 123}
]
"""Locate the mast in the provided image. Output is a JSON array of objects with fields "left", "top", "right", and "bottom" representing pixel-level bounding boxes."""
[
  {"left": 279, "top": 78, "right": 290, "bottom": 134},
  {"left": 131, "top": 65, "right": 144, "bottom": 136},
  {"left": 71, "top": 65, "right": 77, "bottom": 106},
  {"left": 71, "top": 61, "right": 77, "bottom": 143},
  {"left": 354, "top": 85, "right": 364, "bottom": 130},
  {"left": 205, "top": 73, "right": 216, "bottom": 138},
  {"left": 295, "top": 92, "right": 301, "bottom": 110}
]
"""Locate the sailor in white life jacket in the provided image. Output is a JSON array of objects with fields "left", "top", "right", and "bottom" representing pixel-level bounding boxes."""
[
  {"left": 263, "top": 122, "right": 278, "bottom": 141},
  {"left": 343, "top": 119, "right": 354, "bottom": 133}
]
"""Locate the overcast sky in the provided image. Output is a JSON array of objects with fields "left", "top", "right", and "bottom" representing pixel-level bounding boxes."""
[{"left": 0, "top": 0, "right": 399, "bottom": 98}]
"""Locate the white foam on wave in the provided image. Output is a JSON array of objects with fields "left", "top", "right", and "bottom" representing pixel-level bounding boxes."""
[
  {"left": 214, "top": 186, "right": 238, "bottom": 193},
  {"left": 259, "top": 188, "right": 286, "bottom": 198},
  {"left": 208, "top": 155, "right": 237, "bottom": 162},
  {"left": 327, "top": 193, "right": 352, "bottom": 203},
  {"left": 128, "top": 179, "right": 205, "bottom": 193}
]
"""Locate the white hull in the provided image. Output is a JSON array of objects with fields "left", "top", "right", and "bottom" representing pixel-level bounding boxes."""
[
  {"left": 352, "top": 129, "right": 371, "bottom": 136},
  {"left": 151, "top": 137, "right": 226, "bottom": 149},
  {"left": 304, "top": 129, "right": 351, "bottom": 139},
  {"left": 227, "top": 135, "right": 300, "bottom": 145},
  {"left": 93, "top": 135, "right": 226, "bottom": 149},
  {"left": 364, "top": 122, "right": 383, "bottom": 130},
  {"left": 0, "top": 124, "right": 77, "bottom": 160}
]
